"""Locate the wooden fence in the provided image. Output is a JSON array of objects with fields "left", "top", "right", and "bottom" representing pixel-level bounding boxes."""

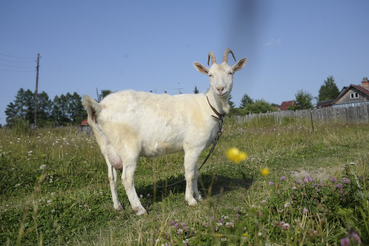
[{"left": 235, "top": 102, "right": 369, "bottom": 124}]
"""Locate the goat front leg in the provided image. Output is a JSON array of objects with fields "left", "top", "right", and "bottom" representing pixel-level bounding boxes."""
[
  {"left": 184, "top": 149, "right": 202, "bottom": 206},
  {"left": 192, "top": 167, "right": 203, "bottom": 202},
  {"left": 121, "top": 159, "right": 147, "bottom": 216}
]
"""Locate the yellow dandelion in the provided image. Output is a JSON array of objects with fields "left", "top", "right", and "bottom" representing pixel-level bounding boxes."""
[
  {"left": 242, "top": 233, "right": 249, "bottom": 237},
  {"left": 261, "top": 167, "right": 270, "bottom": 176},
  {"left": 225, "top": 147, "right": 248, "bottom": 164},
  {"left": 216, "top": 233, "right": 223, "bottom": 238}
]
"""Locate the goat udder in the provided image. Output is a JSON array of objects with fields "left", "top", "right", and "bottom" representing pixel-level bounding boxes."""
[{"left": 112, "top": 162, "right": 123, "bottom": 171}]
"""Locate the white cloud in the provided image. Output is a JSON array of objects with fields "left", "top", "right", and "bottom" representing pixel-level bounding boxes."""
[{"left": 265, "top": 39, "right": 281, "bottom": 47}]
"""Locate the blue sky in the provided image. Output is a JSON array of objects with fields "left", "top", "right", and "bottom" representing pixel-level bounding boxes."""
[{"left": 1, "top": 0, "right": 368, "bottom": 126}]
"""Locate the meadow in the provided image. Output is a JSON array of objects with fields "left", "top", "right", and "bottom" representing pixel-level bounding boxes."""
[{"left": 0, "top": 117, "right": 368, "bottom": 245}]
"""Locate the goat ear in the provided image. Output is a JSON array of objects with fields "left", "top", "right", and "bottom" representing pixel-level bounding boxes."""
[
  {"left": 232, "top": 58, "right": 247, "bottom": 73},
  {"left": 193, "top": 62, "right": 209, "bottom": 75}
]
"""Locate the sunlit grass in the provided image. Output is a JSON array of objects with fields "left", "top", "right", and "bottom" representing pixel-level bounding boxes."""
[{"left": 0, "top": 118, "right": 368, "bottom": 245}]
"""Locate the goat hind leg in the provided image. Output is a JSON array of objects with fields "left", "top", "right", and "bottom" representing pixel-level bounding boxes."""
[
  {"left": 107, "top": 163, "right": 123, "bottom": 211},
  {"left": 121, "top": 159, "right": 146, "bottom": 216}
]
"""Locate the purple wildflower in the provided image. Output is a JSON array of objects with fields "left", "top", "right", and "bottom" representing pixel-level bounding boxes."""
[
  {"left": 342, "top": 178, "right": 350, "bottom": 184},
  {"left": 351, "top": 232, "right": 361, "bottom": 244},
  {"left": 282, "top": 223, "right": 290, "bottom": 230},
  {"left": 281, "top": 176, "right": 286, "bottom": 181},
  {"left": 181, "top": 222, "right": 186, "bottom": 227},
  {"left": 304, "top": 176, "right": 312, "bottom": 183},
  {"left": 331, "top": 177, "right": 337, "bottom": 182},
  {"left": 297, "top": 179, "right": 302, "bottom": 184},
  {"left": 174, "top": 223, "right": 179, "bottom": 229},
  {"left": 279, "top": 221, "right": 290, "bottom": 230},
  {"left": 335, "top": 183, "right": 343, "bottom": 189},
  {"left": 269, "top": 181, "right": 274, "bottom": 186},
  {"left": 303, "top": 208, "right": 309, "bottom": 213},
  {"left": 170, "top": 220, "right": 175, "bottom": 225},
  {"left": 340, "top": 237, "right": 350, "bottom": 246}
]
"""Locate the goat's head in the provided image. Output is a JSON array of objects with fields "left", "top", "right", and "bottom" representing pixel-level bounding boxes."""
[{"left": 193, "top": 48, "right": 247, "bottom": 98}]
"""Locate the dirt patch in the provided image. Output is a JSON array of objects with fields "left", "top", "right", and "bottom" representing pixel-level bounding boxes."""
[{"left": 290, "top": 165, "right": 346, "bottom": 181}]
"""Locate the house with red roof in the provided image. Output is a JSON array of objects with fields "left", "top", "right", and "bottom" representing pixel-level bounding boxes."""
[
  {"left": 280, "top": 100, "right": 296, "bottom": 111},
  {"left": 80, "top": 119, "right": 89, "bottom": 126},
  {"left": 332, "top": 77, "right": 369, "bottom": 108}
]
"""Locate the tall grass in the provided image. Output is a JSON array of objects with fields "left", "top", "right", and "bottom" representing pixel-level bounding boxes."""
[{"left": 0, "top": 118, "right": 368, "bottom": 245}]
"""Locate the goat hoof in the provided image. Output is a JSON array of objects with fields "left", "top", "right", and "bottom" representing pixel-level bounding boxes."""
[
  {"left": 134, "top": 207, "right": 147, "bottom": 216},
  {"left": 188, "top": 199, "right": 198, "bottom": 207},
  {"left": 114, "top": 204, "right": 123, "bottom": 211}
]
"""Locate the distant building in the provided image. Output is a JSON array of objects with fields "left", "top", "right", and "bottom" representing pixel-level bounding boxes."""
[
  {"left": 280, "top": 100, "right": 296, "bottom": 111},
  {"left": 80, "top": 119, "right": 89, "bottom": 126},
  {"left": 332, "top": 77, "right": 369, "bottom": 108},
  {"left": 79, "top": 119, "right": 92, "bottom": 134},
  {"left": 316, "top": 99, "right": 334, "bottom": 108}
]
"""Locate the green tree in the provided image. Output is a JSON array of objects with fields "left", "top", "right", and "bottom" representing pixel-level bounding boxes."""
[
  {"left": 5, "top": 102, "right": 18, "bottom": 126},
  {"left": 52, "top": 94, "right": 70, "bottom": 126},
  {"left": 242, "top": 100, "right": 276, "bottom": 114},
  {"left": 193, "top": 86, "right": 199, "bottom": 94},
  {"left": 5, "top": 88, "right": 35, "bottom": 126},
  {"left": 290, "top": 90, "right": 313, "bottom": 110},
  {"left": 67, "top": 92, "right": 87, "bottom": 124},
  {"left": 228, "top": 95, "right": 235, "bottom": 108},
  {"left": 318, "top": 76, "right": 339, "bottom": 102},
  {"left": 6, "top": 88, "right": 87, "bottom": 127},
  {"left": 98, "top": 90, "right": 112, "bottom": 102},
  {"left": 5, "top": 88, "right": 54, "bottom": 127},
  {"left": 240, "top": 93, "right": 254, "bottom": 108},
  {"left": 36, "top": 91, "right": 53, "bottom": 127}
]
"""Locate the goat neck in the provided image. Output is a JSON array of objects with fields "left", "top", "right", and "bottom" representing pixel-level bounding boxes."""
[{"left": 205, "top": 88, "right": 230, "bottom": 116}]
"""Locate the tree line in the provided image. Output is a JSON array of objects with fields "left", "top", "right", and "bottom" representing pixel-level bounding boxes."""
[
  {"left": 226, "top": 75, "right": 340, "bottom": 115},
  {"left": 4, "top": 76, "right": 339, "bottom": 127},
  {"left": 5, "top": 88, "right": 87, "bottom": 127}
]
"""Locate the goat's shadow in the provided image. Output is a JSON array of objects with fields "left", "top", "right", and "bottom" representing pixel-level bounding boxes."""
[{"left": 134, "top": 171, "right": 254, "bottom": 210}]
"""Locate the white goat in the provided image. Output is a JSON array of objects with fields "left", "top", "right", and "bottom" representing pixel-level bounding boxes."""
[{"left": 83, "top": 48, "right": 247, "bottom": 215}]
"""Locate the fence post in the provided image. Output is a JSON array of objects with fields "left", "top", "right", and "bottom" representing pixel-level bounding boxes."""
[
  {"left": 310, "top": 110, "right": 315, "bottom": 132},
  {"left": 363, "top": 98, "right": 369, "bottom": 122}
]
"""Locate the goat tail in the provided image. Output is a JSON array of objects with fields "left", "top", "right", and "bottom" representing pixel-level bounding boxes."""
[{"left": 82, "top": 95, "right": 101, "bottom": 127}]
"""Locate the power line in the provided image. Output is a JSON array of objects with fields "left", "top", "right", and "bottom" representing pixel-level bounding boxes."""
[
  {"left": 0, "top": 62, "right": 35, "bottom": 69},
  {"left": 0, "top": 52, "right": 34, "bottom": 60},
  {"left": 0, "top": 68, "right": 34, "bottom": 72},
  {"left": 0, "top": 58, "right": 35, "bottom": 63}
]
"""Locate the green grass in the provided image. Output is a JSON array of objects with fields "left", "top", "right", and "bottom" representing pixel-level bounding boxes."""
[{"left": 0, "top": 118, "right": 368, "bottom": 245}]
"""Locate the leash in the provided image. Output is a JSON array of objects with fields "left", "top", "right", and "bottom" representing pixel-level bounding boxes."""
[{"left": 155, "top": 97, "right": 224, "bottom": 190}]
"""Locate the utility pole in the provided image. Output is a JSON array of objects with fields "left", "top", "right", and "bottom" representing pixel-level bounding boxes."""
[{"left": 34, "top": 53, "right": 40, "bottom": 128}]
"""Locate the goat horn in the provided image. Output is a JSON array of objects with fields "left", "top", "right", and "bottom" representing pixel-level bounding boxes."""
[
  {"left": 223, "top": 48, "right": 236, "bottom": 63},
  {"left": 207, "top": 51, "right": 217, "bottom": 66}
]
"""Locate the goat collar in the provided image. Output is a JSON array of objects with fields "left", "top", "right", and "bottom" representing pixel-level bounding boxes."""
[{"left": 206, "top": 96, "right": 225, "bottom": 119}]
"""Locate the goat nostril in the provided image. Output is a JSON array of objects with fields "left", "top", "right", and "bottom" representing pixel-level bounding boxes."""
[{"left": 218, "top": 87, "right": 225, "bottom": 92}]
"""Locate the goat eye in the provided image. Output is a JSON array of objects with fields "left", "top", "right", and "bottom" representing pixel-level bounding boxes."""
[{"left": 209, "top": 74, "right": 213, "bottom": 78}]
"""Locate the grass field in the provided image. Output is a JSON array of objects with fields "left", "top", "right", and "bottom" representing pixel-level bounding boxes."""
[{"left": 1, "top": 117, "right": 368, "bottom": 245}]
